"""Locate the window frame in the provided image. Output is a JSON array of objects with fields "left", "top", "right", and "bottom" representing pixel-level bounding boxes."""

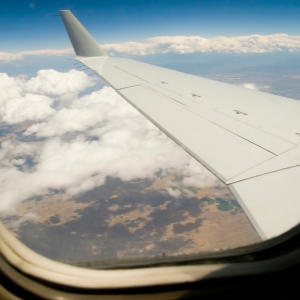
[{"left": 1, "top": 217, "right": 300, "bottom": 299}]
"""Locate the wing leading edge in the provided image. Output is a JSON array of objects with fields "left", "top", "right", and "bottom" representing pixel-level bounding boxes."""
[{"left": 60, "top": 10, "right": 300, "bottom": 240}]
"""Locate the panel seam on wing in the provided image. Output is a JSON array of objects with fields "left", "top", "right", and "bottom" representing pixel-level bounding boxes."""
[
  {"left": 117, "top": 84, "right": 145, "bottom": 91},
  {"left": 146, "top": 86, "right": 188, "bottom": 107},
  {"left": 226, "top": 163, "right": 300, "bottom": 184},
  {"left": 114, "top": 66, "right": 149, "bottom": 83}
]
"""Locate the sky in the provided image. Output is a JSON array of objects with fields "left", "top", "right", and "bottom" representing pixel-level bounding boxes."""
[{"left": 1, "top": 0, "right": 300, "bottom": 53}]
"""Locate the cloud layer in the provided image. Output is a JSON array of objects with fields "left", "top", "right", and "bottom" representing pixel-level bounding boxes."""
[
  {"left": 2, "top": 33, "right": 300, "bottom": 61},
  {"left": 104, "top": 34, "right": 300, "bottom": 55},
  {"left": 0, "top": 70, "right": 96, "bottom": 124},
  {"left": 0, "top": 70, "right": 221, "bottom": 214},
  {"left": 0, "top": 48, "right": 73, "bottom": 62}
]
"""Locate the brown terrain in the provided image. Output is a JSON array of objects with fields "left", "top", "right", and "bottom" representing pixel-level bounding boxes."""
[{"left": 1, "top": 174, "right": 261, "bottom": 262}]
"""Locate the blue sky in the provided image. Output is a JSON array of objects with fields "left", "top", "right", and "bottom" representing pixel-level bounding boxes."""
[{"left": 1, "top": 0, "right": 300, "bottom": 52}]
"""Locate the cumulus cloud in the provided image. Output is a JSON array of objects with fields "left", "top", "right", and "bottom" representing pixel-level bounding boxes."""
[
  {"left": 24, "top": 69, "right": 96, "bottom": 97},
  {"left": 0, "top": 140, "right": 38, "bottom": 169},
  {"left": 0, "top": 73, "right": 24, "bottom": 102},
  {"left": 25, "top": 87, "right": 121, "bottom": 137},
  {"left": 2, "top": 34, "right": 300, "bottom": 62},
  {"left": 0, "top": 70, "right": 221, "bottom": 214},
  {"left": 0, "top": 70, "right": 96, "bottom": 124},
  {"left": 0, "top": 93, "right": 55, "bottom": 123}
]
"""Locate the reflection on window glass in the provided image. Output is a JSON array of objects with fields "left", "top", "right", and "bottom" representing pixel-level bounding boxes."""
[{"left": 0, "top": 70, "right": 261, "bottom": 263}]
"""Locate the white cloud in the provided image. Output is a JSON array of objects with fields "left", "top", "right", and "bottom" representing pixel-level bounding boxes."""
[
  {"left": 10, "top": 212, "right": 38, "bottom": 228},
  {"left": 0, "top": 73, "right": 24, "bottom": 102},
  {"left": 166, "top": 188, "right": 182, "bottom": 198},
  {"left": 0, "top": 140, "right": 38, "bottom": 169},
  {"left": 0, "top": 70, "right": 96, "bottom": 124},
  {"left": 25, "top": 87, "right": 121, "bottom": 137},
  {"left": 0, "top": 70, "right": 221, "bottom": 214},
  {"left": 24, "top": 69, "right": 96, "bottom": 97},
  {"left": 0, "top": 93, "right": 55, "bottom": 123},
  {"left": 104, "top": 34, "right": 300, "bottom": 55},
  {"left": 0, "top": 48, "right": 73, "bottom": 62},
  {"left": 238, "top": 83, "right": 271, "bottom": 92},
  {"left": 1, "top": 34, "right": 300, "bottom": 62},
  {"left": 180, "top": 158, "right": 223, "bottom": 189},
  {"left": 241, "top": 83, "right": 258, "bottom": 90}
]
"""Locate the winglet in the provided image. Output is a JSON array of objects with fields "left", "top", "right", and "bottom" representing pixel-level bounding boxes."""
[{"left": 59, "top": 10, "right": 108, "bottom": 57}]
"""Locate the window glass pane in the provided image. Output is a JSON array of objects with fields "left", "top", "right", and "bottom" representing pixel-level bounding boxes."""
[{"left": 1, "top": 29, "right": 300, "bottom": 265}]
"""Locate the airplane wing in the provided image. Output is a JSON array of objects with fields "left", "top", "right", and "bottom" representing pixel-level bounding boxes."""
[{"left": 60, "top": 10, "right": 300, "bottom": 241}]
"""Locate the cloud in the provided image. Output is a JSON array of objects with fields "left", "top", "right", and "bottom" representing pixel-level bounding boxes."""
[
  {"left": 24, "top": 87, "right": 130, "bottom": 137},
  {"left": 24, "top": 69, "right": 96, "bottom": 97},
  {"left": 238, "top": 83, "right": 271, "bottom": 92},
  {"left": 0, "top": 70, "right": 221, "bottom": 214},
  {"left": 0, "top": 70, "right": 96, "bottom": 124},
  {"left": 0, "top": 93, "right": 55, "bottom": 123},
  {"left": 166, "top": 188, "right": 182, "bottom": 198},
  {"left": 104, "top": 34, "right": 300, "bottom": 55},
  {"left": 0, "top": 73, "right": 24, "bottom": 102},
  {"left": 180, "top": 159, "right": 224, "bottom": 189},
  {"left": 0, "top": 140, "right": 38, "bottom": 169},
  {"left": 241, "top": 83, "right": 258, "bottom": 90},
  {"left": 2, "top": 34, "right": 300, "bottom": 62},
  {"left": 0, "top": 49, "right": 73, "bottom": 62},
  {"left": 9, "top": 213, "right": 38, "bottom": 228}
]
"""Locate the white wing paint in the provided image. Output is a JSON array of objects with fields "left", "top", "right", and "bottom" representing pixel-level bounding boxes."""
[{"left": 60, "top": 10, "right": 300, "bottom": 240}]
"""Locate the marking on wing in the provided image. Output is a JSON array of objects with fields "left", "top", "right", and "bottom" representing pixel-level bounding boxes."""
[{"left": 234, "top": 110, "right": 248, "bottom": 115}]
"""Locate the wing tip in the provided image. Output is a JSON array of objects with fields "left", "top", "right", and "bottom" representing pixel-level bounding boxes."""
[{"left": 60, "top": 10, "right": 108, "bottom": 57}]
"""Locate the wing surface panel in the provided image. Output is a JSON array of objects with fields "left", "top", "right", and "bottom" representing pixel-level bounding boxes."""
[
  {"left": 103, "top": 67, "right": 147, "bottom": 90},
  {"left": 145, "top": 83, "right": 295, "bottom": 156},
  {"left": 119, "top": 85, "right": 274, "bottom": 182},
  {"left": 230, "top": 166, "right": 300, "bottom": 239},
  {"left": 227, "top": 145, "right": 300, "bottom": 184}
]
